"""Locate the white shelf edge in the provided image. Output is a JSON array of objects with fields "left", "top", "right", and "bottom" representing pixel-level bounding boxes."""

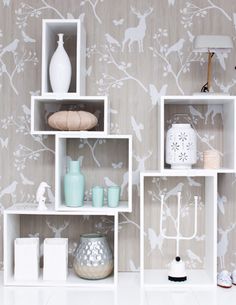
[
  {"left": 4, "top": 268, "right": 115, "bottom": 288},
  {"left": 5, "top": 204, "right": 120, "bottom": 216},
  {"left": 162, "top": 95, "right": 235, "bottom": 101},
  {"left": 140, "top": 170, "right": 217, "bottom": 177},
  {"left": 32, "top": 95, "right": 108, "bottom": 101}
]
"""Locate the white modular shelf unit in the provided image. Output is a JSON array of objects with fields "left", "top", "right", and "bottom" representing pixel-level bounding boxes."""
[
  {"left": 55, "top": 134, "right": 132, "bottom": 213},
  {"left": 140, "top": 170, "right": 217, "bottom": 288},
  {"left": 42, "top": 19, "right": 86, "bottom": 96},
  {"left": 4, "top": 204, "right": 118, "bottom": 288},
  {"left": 31, "top": 95, "right": 109, "bottom": 135},
  {"left": 159, "top": 96, "right": 236, "bottom": 172}
]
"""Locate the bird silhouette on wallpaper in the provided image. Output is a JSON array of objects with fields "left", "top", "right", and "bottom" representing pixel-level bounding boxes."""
[
  {"left": 165, "top": 38, "right": 185, "bottom": 57},
  {"left": 36, "top": 182, "right": 50, "bottom": 211},
  {"left": 20, "top": 173, "right": 34, "bottom": 185},
  {"left": 218, "top": 223, "right": 236, "bottom": 269},
  {"left": 22, "top": 104, "right": 31, "bottom": 116},
  {"left": 104, "top": 174, "right": 128, "bottom": 197},
  {"left": 217, "top": 194, "right": 227, "bottom": 215},
  {"left": 0, "top": 39, "right": 19, "bottom": 56},
  {"left": 187, "top": 30, "right": 194, "bottom": 43},
  {"left": 188, "top": 105, "right": 204, "bottom": 120},
  {"left": 0, "top": 181, "right": 17, "bottom": 199},
  {"left": 21, "top": 30, "right": 35, "bottom": 43},
  {"left": 105, "top": 33, "right": 120, "bottom": 48},
  {"left": 187, "top": 177, "right": 201, "bottom": 187},
  {"left": 186, "top": 249, "right": 202, "bottom": 264},
  {"left": 122, "top": 6, "right": 153, "bottom": 52},
  {"left": 205, "top": 105, "right": 223, "bottom": 125},
  {"left": 163, "top": 183, "right": 184, "bottom": 201},
  {"left": 104, "top": 177, "right": 117, "bottom": 187}
]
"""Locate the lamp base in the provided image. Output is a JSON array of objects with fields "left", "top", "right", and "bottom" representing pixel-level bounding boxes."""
[
  {"left": 168, "top": 256, "right": 187, "bottom": 282},
  {"left": 193, "top": 92, "right": 230, "bottom": 96},
  {"left": 168, "top": 275, "right": 187, "bottom": 282}
]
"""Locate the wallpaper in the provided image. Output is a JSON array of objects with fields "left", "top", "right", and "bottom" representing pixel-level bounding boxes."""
[{"left": 0, "top": 0, "right": 236, "bottom": 272}]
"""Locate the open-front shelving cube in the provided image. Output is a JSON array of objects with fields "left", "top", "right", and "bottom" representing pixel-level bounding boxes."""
[
  {"left": 140, "top": 170, "right": 217, "bottom": 288},
  {"left": 159, "top": 96, "right": 236, "bottom": 171},
  {"left": 42, "top": 19, "right": 86, "bottom": 96},
  {"left": 4, "top": 204, "right": 118, "bottom": 287},
  {"left": 31, "top": 96, "right": 109, "bottom": 135},
  {"left": 55, "top": 134, "right": 132, "bottom": 212},
  {"left": 217, "top": 172, "right": 236, "bottom": 272}
]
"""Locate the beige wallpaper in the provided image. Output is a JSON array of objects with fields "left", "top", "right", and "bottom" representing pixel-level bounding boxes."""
[{"left": 0, "top": 0, "right": 236, "bottom": 272}]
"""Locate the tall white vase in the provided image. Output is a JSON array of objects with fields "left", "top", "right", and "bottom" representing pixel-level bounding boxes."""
[
  {"left": 49, "top": 33, "right": 72, "bottom": 93},
  {"left": 166, "top": 123, "right": 197, "bottom": 169}
]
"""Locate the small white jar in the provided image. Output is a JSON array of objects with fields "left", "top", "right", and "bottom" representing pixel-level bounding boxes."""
[{"left": 166, "top": 123, "right": 197, "bottom": 169}]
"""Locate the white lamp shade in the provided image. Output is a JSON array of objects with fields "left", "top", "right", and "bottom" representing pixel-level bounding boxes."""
[{"left": 193, "top": 35, "right": 233, "bottom": 53}]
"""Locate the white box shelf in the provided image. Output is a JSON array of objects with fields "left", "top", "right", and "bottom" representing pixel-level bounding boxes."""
[
  {"left": 159, "top": 96, "right": 236, "bottom": 171},
  {"left": 140, "top": 170, "right": 217, "bottom": 288},
  {"left": 55, "top": 134, "right": 132, "bottom": 213},
  {"left": 31, "top": 95, "right": 109, "bottom": 135},
  {"left": 42, "top": 19, "right": 86, "bottom": 96},
  {"left": 4, "top": 205, "right": 118, "bottom": 288}
]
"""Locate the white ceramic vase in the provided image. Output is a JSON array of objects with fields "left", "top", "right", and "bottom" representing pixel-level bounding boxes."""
[
  {"left": 49, "top": 33, "right": 72, "bottom": 93},
  {"left": 166, "top": 123, "right": 197, "bottom": 169}
]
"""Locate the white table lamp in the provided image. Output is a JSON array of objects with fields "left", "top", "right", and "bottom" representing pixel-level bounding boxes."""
[{"left": 193, "top": 35, "right": 233, "bottom": 92}]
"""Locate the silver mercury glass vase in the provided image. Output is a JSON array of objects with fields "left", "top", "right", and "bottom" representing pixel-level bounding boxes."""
[{"left": 73, "top": 233, "right": 114, "bottom": 280}]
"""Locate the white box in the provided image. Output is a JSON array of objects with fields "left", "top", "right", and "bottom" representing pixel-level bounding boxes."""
[
  {"left": 42, "top": 19, "right": 86, "bottom": 96},
  {"left": 14, "top": 238, "right": 39, "bottom": 281},
  {"left": 43, "top": 238, "right": 68, "bottom": 281}
]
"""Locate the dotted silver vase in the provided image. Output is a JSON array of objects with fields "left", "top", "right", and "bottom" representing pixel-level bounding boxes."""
[{"left": 73, "top": 233, "right": 114, "bottom": 280}]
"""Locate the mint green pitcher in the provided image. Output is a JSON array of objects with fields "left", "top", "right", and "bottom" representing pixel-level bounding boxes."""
[{"left": 64, "top": 160, "right": 85, "bottom": 207}]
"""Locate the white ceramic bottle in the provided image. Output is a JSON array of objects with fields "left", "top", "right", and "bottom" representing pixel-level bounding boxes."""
[
  {"left": 49, "top": 33, "right": 72, "bottom": 93},
  {"left": 166, "top": 123, "right": 197, "bottom": 169}
]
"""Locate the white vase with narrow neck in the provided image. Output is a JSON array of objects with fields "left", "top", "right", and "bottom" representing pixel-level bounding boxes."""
[{"left": 49, "top": 33, "right": 72, "bottom": 93}]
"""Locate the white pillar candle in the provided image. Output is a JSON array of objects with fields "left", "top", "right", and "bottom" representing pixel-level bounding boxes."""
[
  {"left": 14, "top": 238, "right": 39, "bottom": 281},
  {"left": 43, "top": 238, "right": 68, "bottom": 281}
]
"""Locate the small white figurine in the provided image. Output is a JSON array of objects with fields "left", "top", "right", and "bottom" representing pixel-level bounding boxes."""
[{"left": 36, "top": 182, "right": 51, "bottom": 211}]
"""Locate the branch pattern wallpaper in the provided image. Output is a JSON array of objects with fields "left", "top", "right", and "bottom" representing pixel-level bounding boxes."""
[{"left": 0, "top": 0, "right": 236, "bottom": 272}]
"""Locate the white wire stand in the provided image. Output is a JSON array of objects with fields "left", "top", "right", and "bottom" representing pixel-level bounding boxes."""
[{"left": 160, "top": 192, "right": 198, "bottom": 258}]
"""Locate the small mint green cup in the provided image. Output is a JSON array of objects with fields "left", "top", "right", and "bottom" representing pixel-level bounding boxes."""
[
  {"left": 108, "top": 186, "right": 120, "bottom": 208},
  {"left": 92, "top": 186, "right": 104, "bottom": 207}
]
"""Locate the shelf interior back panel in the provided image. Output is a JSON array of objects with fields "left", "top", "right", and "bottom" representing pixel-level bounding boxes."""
[
  {"left": 164, "top": 104, "right": 231, "bottom": 169},
  {"left": 144, "top": 176, "right": 206, "bottom": 270},
  {"left": 19, "top": 214, "right": 115, "bottom": 268}
]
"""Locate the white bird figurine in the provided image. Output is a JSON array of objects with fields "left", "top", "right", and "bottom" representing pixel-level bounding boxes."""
[{"left": 36, "top": 182, "right": 50, "bottom": 211}]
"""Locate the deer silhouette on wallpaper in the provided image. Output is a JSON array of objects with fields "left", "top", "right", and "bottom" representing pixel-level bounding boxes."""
[
  {"left": 122, "top": 7, "right": 153, "bottom": 52},
  {"left": 46, "top": 220, "right": 69, "bottom": 238},
  {"left": 132, "top": 151, "right": 152, "bottom": 195},
  {"left": 205, "top": 105, "right": 223, "bottom": 125},
  {"left": 217, "top": 223, "right": 236, "bottom": 269}
]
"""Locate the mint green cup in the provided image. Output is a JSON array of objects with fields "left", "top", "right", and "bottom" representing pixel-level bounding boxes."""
[
  {"left": 107, "top": 186, "right": 120, "bottom": 208},
  {"left": 92, "top": 186, "right": 104, "bottom": 207}
]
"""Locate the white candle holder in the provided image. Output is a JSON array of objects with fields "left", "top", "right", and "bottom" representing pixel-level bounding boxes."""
[
  {"left": 43, "top": 238, "right": 68, "bottom": 281},
  {"left": 160, "top": 192, "right": 198, "bottom": 281},
  {"left": 14, "top": 238, "right": 39, "bottom": 281}
]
